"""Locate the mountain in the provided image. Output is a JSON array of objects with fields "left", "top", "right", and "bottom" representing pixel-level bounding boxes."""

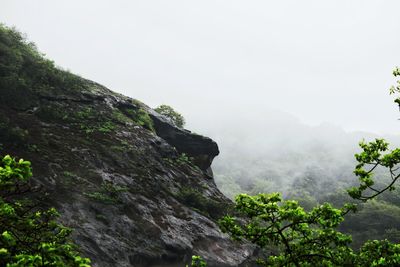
[
  {"left": 0, "top": 25, "right": 254, "bottom": 266},
  {"left": 202, "top": 108, "right": 400, "bottom": 248},
  {"left": 200, "top": 108, "right": 400, "bottom": 199}
]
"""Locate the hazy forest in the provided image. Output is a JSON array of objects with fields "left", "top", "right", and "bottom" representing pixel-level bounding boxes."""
[{"left": 2, "top": 1, "right": 400, "bottom": 267}]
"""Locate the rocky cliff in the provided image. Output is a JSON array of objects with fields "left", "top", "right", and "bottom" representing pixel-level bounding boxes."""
[{"left": 0, "top": 26, "right": 255, "bottom": 266}]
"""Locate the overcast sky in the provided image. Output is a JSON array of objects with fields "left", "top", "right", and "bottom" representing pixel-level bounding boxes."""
[{"left": 2, "top": 0, "right": 400, "bottom": 135}]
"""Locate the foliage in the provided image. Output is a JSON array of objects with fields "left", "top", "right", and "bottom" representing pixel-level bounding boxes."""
[
  {"left": 75, "top": 107, "right": 96, "bottom": 120},
  {"left": 347, "top": 139, "right": 400, "bottom": 201},
  {"left": 187, "top": 255, "right": 207, "bottom": 267},
  {"left": 176, "top": 187, "right": 228, "bottom": 219},
  {"left": 155, "top": 104, "right": 185, "bottom": 128},
  {"left": 79, "top": 121, "right": 116, "bottom": 135},
  {"left": 176, "top": 153, "right": 197, "bottom": 168},
  {"left": 84, "top": 181, "right": 128, "bottom": 204},
  {"left": 72, "top": 107, "right": 117, "bottom": 134},
  {"left": 217, "top": 68, "right": 400, "bottom": 266},
  {"left": 125, "top": 108, "right": 155, "bottom": 132},
  {"left": 357, "top": 240, "right": 400, "bottom": 266},
  {"left": 111, "top": 110, "right": 132, "bottom": 124},
  {"left": 0, "top": 155, "right": 91, "bottom": 266},
  {"left": 0, "top": 114, "right": 29, "bottom": 145},
  {"left": 163, "top": 153, "right": 198, "bottom": 171},
  {"left": 219, "top": 192, "right": 400, "bottom": 266},
  {"left": 389, "top": 67, "right": 400, "bottom": 105},
  {"left": 0, "top": 24, "right": 85, "bottom": 110},
  {"left": 97, "top": 121, "right": 116, "bottom": 133},
  {"left": 220, "top": 193, "right": 357, "bottom": 266},
  {"left": 340, "top": 200, "right": 400, "bottom": 248}
]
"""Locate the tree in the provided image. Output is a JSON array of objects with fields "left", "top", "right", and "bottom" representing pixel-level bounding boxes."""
[
  {"left": 219, "top": 193, "right": 358, "bottom": 266},
  {"left": 154, "top": 104, "right": 185, "bottom": 128},
  {"left": 348, "top": 67, "right": 400, "bottom": 202},
  {"left": 217, "top": 69, "right": 400, "bottom": 266},
  {"left": 0, "top": 155, "right": 91, "bottom": 266},
  {"left": 219, "top": 191, "right": 400, "bottom": 266}
]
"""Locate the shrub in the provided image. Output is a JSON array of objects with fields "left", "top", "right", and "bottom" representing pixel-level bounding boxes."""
[
  {"left": 154, "top": 104, "right": 185, "bottom": 128},
  {"left": 176, "top": 187, "right": 228, "bottom": 219},
  {"left": 188, "top": 256, "right": 207, "bottom": 267},
  {"left": 0, "top": 155, "right": 91, "bottom": 266},
  {"left": 125, "top": 108, "right": 155, "bottom": 132},
  {"left": 85, "top": 181, "right": 128, "bottom": 204}
]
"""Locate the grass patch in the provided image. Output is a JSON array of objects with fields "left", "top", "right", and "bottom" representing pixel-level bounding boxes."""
[
  {"left": 125, "top": 108, "right": 155, "bottom": 132},
  {"left": 176, "top": 187, "right": 229, "bottom": 219},
  {"left": 85, "top": 181, "right": 128, "bottom": 204},
  {"left": 112, "top": 110, "right": 132, "bottom": 124}
]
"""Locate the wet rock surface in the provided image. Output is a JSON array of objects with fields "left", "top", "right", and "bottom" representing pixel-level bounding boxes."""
[
  {"left": 148, "top": 109, "right": 220, "bottom": 172},
  {"left": 0, "top": 75, "right": 255, "bottom": 266}
]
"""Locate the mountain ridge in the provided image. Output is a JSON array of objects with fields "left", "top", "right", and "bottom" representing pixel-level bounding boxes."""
[{"left": 0, "top": 25, "right": 254, "bottom": 267}]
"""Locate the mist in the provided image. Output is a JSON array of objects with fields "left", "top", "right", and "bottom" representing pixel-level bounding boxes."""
[
  {"left": 3, "top": 0, "right": 400, "bottom": 199},
  {"left": 200, "top": 107, "right": 400, "bottom": 199},
  {"left": 5, "top": 2, "right": 400, "bottom": 259},
  {"left": 2, "top": 0, "right": 400, "bottom": 135}
]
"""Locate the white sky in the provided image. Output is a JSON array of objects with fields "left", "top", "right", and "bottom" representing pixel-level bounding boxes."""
[{"left": 2, "top": 0, "right": 400, "bottom": 135}]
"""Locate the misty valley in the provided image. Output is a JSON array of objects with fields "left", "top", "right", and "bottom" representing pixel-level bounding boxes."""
[
  {"left": 212, "top": 116, "right": 400, "bottom": 249},
  {"left": 2, "top": 2, "right": 400, "bottom": 266}
]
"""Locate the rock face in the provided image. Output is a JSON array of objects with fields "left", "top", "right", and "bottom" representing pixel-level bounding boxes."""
[
  {"left": 0, "top": 26, "right": 255, "bottom": 266},
  {"left": 148, "top": 110, "right": 219, "bottom": 177}
]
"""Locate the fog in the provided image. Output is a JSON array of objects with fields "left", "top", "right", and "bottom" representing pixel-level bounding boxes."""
[
  {"left": 205, "top": 108, "right": 400, "bottom": 199},
  {"left": 2, "top": 1, "right": 400, "bottom": 134},
  {"left": 3, "top": 1, "right": 400, "bottom": 197}
]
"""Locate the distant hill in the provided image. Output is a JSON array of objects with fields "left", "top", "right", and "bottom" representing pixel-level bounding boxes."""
[{"left": 206, "top": 107, "right": 400, "bottom": 248}]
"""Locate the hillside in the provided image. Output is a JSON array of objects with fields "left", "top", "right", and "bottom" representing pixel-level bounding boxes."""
[
  {"left": 0, "top": 25, "right": 254, "bottom": 266},
  {"left": 208, "top": 110, "right": 400, "bottom": 248}
]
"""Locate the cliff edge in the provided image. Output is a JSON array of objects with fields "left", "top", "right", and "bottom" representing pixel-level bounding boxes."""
[{"left": 0, "top": 25, "right": 254, "bottom": 266}]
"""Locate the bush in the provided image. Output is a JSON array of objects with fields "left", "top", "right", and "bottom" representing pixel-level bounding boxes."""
[
  {"left": 0, "top": 155, "right": 91, "bottom": 266},
  {"left": 176, "top": 187, "right": 228, "bottom": 219},
  {"left": 188, "top": 256, "right": 207, "bottom": 267},
  {"left": 125, "top": 108, "right": 155, "bottom": 132},
  {"left": 0, "top": 24, "right": 85, "bottom": 110},
  {"left": 154, "top": 104, "right": 185, "bottom": 128},
  {"left": 85, "top": 181, "right": 128, "bottom": 204}
]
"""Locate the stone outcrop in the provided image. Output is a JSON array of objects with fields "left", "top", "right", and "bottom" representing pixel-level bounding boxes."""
[
  {"left": 0, "top": 26, "right": 255, "bottom": 267},
  {"left": 148, "top": 109, "right": 219, "bottom": 176}
]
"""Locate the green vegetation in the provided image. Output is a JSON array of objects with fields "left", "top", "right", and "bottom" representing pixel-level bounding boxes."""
[
  {"left": 212, "top": 67, "right": 400, "bottom": 263},
  {"left": 187, "top": 255, "right": 207, "bottom": 267},
  {"left": 212, "top": 69, "right": 400, "bottom": 266},
  {"left": 176, "top": 153, "right": 194, "bottom": 165},
  {"left": 79, "top": 121, "right": 116, "bottom": 135},
  {"left": 389, "top": 67, "right": 400, "bottom": 99},
  {"left": 27, "top": 144, "right": 39, "bottom": 153},
  {"left": 75, "top": 107, "right": 96, "bottom": 120},
  {"left": 176, "top": 187, "right": 228, "bottom": 219},
  {"left": 220, "top": 193, "right": 354, "bottom": 266},
  {"left": 219, "top": 190, "right": 400, "bottom": 266},
  {"left": 95, "top": 213, "right": 108, "bottom": 223},
  {"left": 163, "top": 153, "right": 200, "bottom": 172},
  {"left": 155, "top": 104, "right": 185, "bottom": 128},
  {"left": 85, "top": 181, "right": 128, "bottom": 204},
  {"left": 111, "top": 110, "right": 132, "bottom": 124},
  {"left": 348, "top": 139, "right": 400, "bottom": 201},
  {"left": 0, "top": 114, "right": 29, "bottom": 145},
  {"left": 97, "top": 121, "right": 116, "bottom": 133},
  {"left": 0, "top": 24, "right": 86, "bottom": 110},
  {"left": 109, "top": 140, "right": 132, "bottom": 152},
  {"left": 0, "top": 155, "right": 91, "bottom": 266},
  {"left": 4, "top": 22, "right": 400, "bottom": 266},
  {"left": 125, "top": 108, "right": 155, "bottom": 132},
  {"left": 73, "top": 107, "right": 117, "bottom": 134}
]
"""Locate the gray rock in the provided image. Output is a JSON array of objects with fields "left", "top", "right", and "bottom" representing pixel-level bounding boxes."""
[{"left": 0, "top": 76, "right": 255, "bottom": 267}]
